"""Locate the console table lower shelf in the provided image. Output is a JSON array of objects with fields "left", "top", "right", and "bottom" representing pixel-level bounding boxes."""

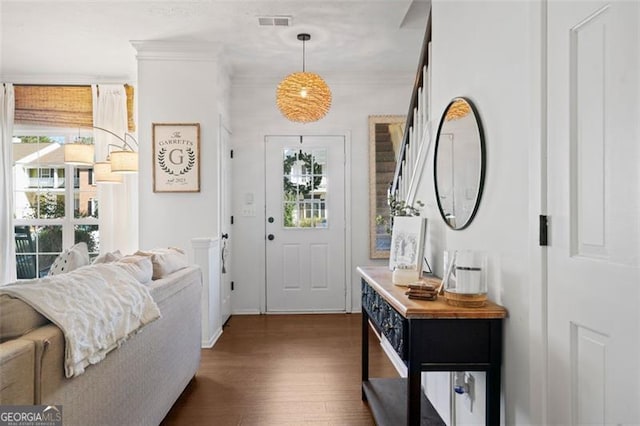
[{"left": 363, "top": 378, "right": 445, "bottom": 426}]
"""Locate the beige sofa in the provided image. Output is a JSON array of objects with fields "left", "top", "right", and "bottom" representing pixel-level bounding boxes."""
[{"left": 0, "top": 265, "right": 202, "bottom": 426}]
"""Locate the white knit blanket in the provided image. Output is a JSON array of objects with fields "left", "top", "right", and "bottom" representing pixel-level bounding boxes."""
[{"left": 0, "top": 264, "right": 160, "bottom": 378}]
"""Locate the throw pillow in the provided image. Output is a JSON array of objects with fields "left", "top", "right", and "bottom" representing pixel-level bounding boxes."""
[
  {"left": 135, "top": 247, "right": 188, "bottom": 280},
  {"left": 92, "top": 250, "right": 123, "bottom": 265},
  {"left": 48, "top": 242, "right": 90, "bottom": 276},
  {"left": 115, "top": 256, "right": 153, "bottom": 284}
]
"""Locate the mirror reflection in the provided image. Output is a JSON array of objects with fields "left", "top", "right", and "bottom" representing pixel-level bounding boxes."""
[
  {"left": 434, "top": 97, "right": 485, "bottom": 230},
  {"left": 369, "top": 115, "right": 405, "bottom": 258}
]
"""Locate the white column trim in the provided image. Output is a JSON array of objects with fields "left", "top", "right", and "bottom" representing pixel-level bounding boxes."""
[{"left": 191, "top": 237, "right": 222, "bottom": 348}]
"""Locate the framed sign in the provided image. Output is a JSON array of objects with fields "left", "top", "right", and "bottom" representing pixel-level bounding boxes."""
[{"left": 152, "top": 123, "right": 200, "bottom": 192}]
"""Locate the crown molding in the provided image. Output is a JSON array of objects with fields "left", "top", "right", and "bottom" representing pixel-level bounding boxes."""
[
  {"left": 1, "top": 74, "right": 135, "bottom": 86},
  {"left": 131, "top": 40, "right": 224, "bottom": 62}
]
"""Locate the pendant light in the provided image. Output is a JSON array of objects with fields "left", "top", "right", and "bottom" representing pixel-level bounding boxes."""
[{"left": 276, "top": 33, "right": 332, "bottom": 123}]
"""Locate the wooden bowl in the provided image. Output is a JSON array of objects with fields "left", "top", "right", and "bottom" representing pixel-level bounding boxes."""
[{"left": 443, "top": 290, "right": 487, "bottom": 308}]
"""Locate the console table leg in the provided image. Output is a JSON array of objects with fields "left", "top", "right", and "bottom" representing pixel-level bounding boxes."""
[
  {"left": 407, "top": 367, "right": 421, "bottom": 426},
  {"left": 486, "top": 319, "right": 503, "bottom": 425},
  {"left": 486, "top": 367, "right": 501, "bottom": 425}
]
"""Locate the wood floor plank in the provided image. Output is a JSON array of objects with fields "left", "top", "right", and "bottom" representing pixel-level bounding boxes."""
[{"left": 162, "top": 314, "right": 398, "bottom": 425}]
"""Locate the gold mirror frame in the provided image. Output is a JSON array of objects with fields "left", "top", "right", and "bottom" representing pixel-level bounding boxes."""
[{"left": 369, "top": 115, "right": 406, "bottom": 259}]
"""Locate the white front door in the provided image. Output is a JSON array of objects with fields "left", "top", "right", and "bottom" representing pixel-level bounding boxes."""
[
  {"left": 265, "top": 135, "right": 346, "bottom": 312},
  {"left": 547, "top": 1, "right": 639, "bottom": 424}
]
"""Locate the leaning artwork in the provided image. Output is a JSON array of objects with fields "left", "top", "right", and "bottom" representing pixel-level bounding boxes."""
[{"left": 389, "top": 216, "right": 426, "bottom": 271}]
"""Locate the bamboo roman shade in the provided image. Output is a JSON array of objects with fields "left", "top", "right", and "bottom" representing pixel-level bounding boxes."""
[{"left": 14, "top": 85, "right": 135, "bottom": 131}]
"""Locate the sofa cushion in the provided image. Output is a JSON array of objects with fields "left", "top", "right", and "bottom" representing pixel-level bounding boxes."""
[
  {"left": 48, "top": 242, "right": 90, "bottom": 275},
  {"left": 115, "top": 256, "right": 153, "bottom": 284},
  {"left": 0, "top": 339, "right": 35, "bottom": 404},
  {"left": 135, "top": 247, "right": 188, "bottom": 280},
  {"left": 0, "top": 294, "right": 49, "bottom": 343}
]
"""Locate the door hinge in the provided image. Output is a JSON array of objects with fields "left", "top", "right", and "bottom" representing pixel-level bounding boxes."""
[
  {"left": 230, "top": 149, "right": 234, "bottom": 159},
  {"left": 539, "top": 215, "right": 549, "bottom": 246},
  {"left": 231, "top": 215, "right": 234, "bottom": 225},
  {"left": 231, "top": 281, "right": 234, "bottom": 291}
]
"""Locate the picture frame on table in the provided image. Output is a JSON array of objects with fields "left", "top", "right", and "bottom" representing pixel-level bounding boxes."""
[
  {"left": 389, "top": 216, "right": 427, "bottom": 271},
  {"left": 152, "top": 123, "right": 200, "bottom": 193}
]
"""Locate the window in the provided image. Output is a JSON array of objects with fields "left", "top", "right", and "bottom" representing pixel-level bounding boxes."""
[
  {"left": 282, "top": 148, "right": 328, "bottom": 228},
  {"left": 13, "top": 127, "right": 99, "bottom": 278}
]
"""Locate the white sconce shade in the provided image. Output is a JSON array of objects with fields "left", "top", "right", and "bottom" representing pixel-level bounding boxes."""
[
  {"left": 94, "top": 161, "right": 122, "bottom": 184},
  {"left": 64, "top": 143, "right": 94, "bottom": 165},
  {"left": 110, "top": 151, "right": 138, "bottom": 173}
]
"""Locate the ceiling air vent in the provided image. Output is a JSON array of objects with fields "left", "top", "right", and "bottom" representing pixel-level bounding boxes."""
[{"left": 258, "top": 16, "right": 292, "bottom": 27}]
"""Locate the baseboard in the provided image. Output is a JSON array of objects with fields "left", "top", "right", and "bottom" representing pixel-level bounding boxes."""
[
  {"left": 231, "top": 309, "right": 261, "bottom": 315},
  {"left": 201, "top": 327, "right": 222, "bottom": 348},
  {"left": 265, "top": 310, "right": 346, "bottom": 314}
]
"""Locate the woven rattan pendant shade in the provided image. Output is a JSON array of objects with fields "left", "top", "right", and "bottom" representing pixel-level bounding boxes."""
[
  {"left": 276, "top": 72, "right": 331, "bottom": 123},
  {"left": 276, "top": 34, "right": 331, "bottom": 123}
]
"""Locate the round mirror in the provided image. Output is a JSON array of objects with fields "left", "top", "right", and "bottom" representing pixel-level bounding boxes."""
[{"left": 433, "top": 97, "right": 485, "bottom": 230}]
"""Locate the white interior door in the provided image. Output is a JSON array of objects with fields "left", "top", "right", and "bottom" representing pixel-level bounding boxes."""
[
  {"left": 220, "top": 123, "right": 232, "bottom": 324},
  {"left": 265, "top": 135, "right": 346, "bottom": 312},
  {"left": 547, "top": 1, "right": 639, "bottom": 424}
]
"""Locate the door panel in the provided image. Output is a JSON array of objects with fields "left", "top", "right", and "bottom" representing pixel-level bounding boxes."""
[
  {"left": 547, "top": 1, "right": 639, "bottom": 424},
  {"left": 265, "top": 135, "right": 346, "bottom": 312}
]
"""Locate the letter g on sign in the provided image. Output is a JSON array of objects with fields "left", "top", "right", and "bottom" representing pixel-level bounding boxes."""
[{"left": 169, "top": 148, "right": 184, "bottom": 165}]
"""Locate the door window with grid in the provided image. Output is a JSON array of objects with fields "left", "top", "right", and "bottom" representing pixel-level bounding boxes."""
[{"left": 282, "top": 148, "right": 328, "bottom": 229}]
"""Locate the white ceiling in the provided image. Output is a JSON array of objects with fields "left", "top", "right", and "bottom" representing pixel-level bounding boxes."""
[{"left": 0, "top": 0, "right": 430, "bottom": 82}]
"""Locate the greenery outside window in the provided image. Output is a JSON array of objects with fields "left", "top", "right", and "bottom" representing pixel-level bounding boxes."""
[{"left": 13, "top": 127, "right": 99, "bottom": 278}]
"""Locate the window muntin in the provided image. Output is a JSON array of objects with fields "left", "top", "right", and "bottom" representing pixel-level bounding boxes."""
[{"left": 282, "top": 147, "right": 328, "bottom": 229}]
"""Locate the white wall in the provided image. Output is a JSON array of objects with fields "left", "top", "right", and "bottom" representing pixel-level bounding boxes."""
[
  {"left": 135, "top": 42, "right": 231, "bottom": 258},
  {"left": 230, "top": 73, "right": 414, "bottom": 313},
  {"left": 413, "top": 1, "right": 542, "bottom": 424}
]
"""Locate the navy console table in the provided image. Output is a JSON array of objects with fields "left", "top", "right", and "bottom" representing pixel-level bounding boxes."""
[{"left": 358, "top": 266, "right": 507, "bottom": 426}]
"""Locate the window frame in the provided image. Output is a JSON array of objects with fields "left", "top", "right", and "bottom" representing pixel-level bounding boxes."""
[{"left": 13, "top": 125, "right": 99, "bottom": 276}]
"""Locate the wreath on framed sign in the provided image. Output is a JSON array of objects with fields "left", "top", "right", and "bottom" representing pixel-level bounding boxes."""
[
  {"left": 158, "top": 147, "right": 196, "bottom": 176},
  {"left": 283, "top": 151, "right": 323, "bottom": 196}
]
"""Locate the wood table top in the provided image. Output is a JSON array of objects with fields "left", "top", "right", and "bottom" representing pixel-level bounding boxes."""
[{"left": 357, "top": 266, "right": 508, "bottom": 320}]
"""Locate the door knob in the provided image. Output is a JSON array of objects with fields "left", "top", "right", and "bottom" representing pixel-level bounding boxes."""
[
  {"left": 267, "top": 234, "right": 275, "bottom": 241},
  {"left": 268, "top": 217, "right": 275, "bottom": 223},
  {"left": 221, "top": 233, "right": 229, "bottom": 240}
]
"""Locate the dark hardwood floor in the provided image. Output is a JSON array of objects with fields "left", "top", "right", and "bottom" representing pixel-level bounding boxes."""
[{"left": 162, "top": 314, "right": 398, "bottom": 425}]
